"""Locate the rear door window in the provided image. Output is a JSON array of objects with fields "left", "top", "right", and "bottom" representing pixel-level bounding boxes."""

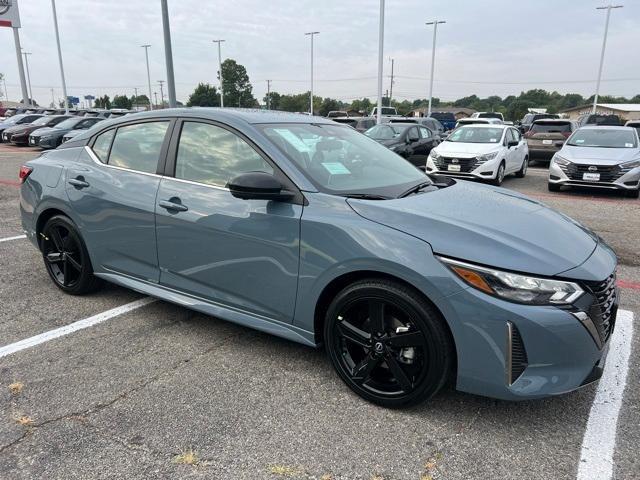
[
  {"left": 108, "top": 121, "right": 170, "bottom": 173},
  {"left": 531, "top": 122, "right": 571, "bottom": 133},
  {"left": 419, "top": 127, "right": 432, "bottom": 139},
  {"left": 92, "top": 129, "right": 115, "bottom": 163}
]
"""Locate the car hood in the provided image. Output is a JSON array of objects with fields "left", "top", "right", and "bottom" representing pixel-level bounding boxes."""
[
  {"left": 347, "top": 180, "right": 598, "bottom": 276},
  {"left": 434, "top": 141, "right": 502, "bottom": 156},
  {"left": 4, "top": 124, "right": 31, "bottom": 134},
  {"left": 560, "top": 145, "right": 639, "bottom": 165}
]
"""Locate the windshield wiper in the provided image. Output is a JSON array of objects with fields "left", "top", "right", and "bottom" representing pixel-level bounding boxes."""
[
  {"left": 342, "top": 193, "right": 390, "bottom": 200},
  {"left": 397, "top": 181, "right": 434, "bottom": 198}
]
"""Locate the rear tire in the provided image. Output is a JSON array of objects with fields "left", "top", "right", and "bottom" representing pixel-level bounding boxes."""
[
  {"left": 548, "top": 182, "right": 561, "bottom": 192},
  {"left": 41, "top": 215, "right": 102, "bottom": 295},
  {"left": 324, "top": 279, "right": 454, "bottom": 408},
  {"left": 515, "top": 156, "right": 528, "bottom": 178}
]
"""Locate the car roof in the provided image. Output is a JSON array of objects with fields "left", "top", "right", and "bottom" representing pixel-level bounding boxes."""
[
  {"left": 579, "top": 125, "right": 633, "bottom": 130},
  {"left": 457, "top": 123, "right": 506, "bottom": 129},
  {"left": 101, "top": 108, "right": 336, "bottom": 125},
  {"left": 532, "top": 118, "right": 572, "bottom": 123}
]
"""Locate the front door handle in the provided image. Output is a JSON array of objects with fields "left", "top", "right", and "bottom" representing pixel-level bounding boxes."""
[
  {"left": 158, "top": 199, "right": 188, "bottom": 212},
  {"left": 68, "top": 178, "right": 90, "bottom": 188}
]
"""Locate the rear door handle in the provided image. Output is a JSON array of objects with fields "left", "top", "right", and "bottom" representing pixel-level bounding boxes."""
[
  {"left": 158, "top": 199, "right": 188, "bottom": 212},
  {"left": 68, "top": 178, "right": 90, "bottom": 188}
]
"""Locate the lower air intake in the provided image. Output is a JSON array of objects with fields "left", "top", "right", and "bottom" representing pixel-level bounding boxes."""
[{"left": 507, "top": 322, "right": 528, "bottom": 385}]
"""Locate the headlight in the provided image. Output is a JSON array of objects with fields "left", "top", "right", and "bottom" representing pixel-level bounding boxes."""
[
  {"left": 477, "top": 151, "right": 498, "bottom": 162},
  {"left": 621, "top": 159, "right": 640, "bottom": 169},
  {"left": 430, "top": 150, "right": 441, "bottom": 160},
  {"left": 438, "top": 257, "right": 584, "bottom": 305},
  {"left": 553, "top": 154, "right": 570, "bottom": 166}
]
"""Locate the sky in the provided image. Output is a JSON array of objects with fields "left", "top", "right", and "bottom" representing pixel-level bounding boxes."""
[{"left": 1, "top": 0, "right": 639, "bottom": 107}]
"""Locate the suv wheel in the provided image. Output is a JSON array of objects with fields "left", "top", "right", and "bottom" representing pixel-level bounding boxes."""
[{"left": 324, "top": 279, "right": 453, "bottom": 408}]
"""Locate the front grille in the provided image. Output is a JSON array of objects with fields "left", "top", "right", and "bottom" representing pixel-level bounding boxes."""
[
  {"left": 559, "top": 163, "right": 624, "bottom": 183},
  {"left": 434, "top": 156, "right": 483, "bottom": 173},
  {"left": 507, "top": 322, "right": 528, "bottom": 385},
  {"left": 584, "top": 273, "right": 618, "bottom": 343}
]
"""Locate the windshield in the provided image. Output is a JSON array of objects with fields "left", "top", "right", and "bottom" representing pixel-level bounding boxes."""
[
  {"left": 447, "top": 126, "right": 505, "bottom": 144},
  {"left": 3, "top": 114, "right": 26, "bottom": 125},
  {"left": 55, "top": 118, "right": 82, "bottom": 130},
  {"left": 260, "top": 123, "right": 427, "bottom": 196},
  {"left": 567, "top": 129, "right": 637, "bottom": 148},
  {"left": 364, "top": 124, "right": 409, "bottom": 140},
  {"left": 478, "top": 113, "right": 502, "bottom": 119},
  {"left": 32, "top": 116, "right": 56, "bottom": 126}
]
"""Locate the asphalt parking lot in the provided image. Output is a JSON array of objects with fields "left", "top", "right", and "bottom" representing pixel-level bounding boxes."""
[{"left": 0, "top": 146, "right": 638, "bottom": 480}]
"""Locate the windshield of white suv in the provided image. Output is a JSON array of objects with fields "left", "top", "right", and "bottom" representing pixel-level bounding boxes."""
[
  {"left": 447, "top": 126, "right": 505, "bottom": 144},
  {"left": 261, "top": 123, "right": 427, "bottom": 196},
  {"left": 567, "top": 129, "right": 637, "bottom": 148}
]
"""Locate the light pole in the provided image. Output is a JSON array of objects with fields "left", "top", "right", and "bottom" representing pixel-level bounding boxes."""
[
  {"left": 22, "top": 51, "right": 33, "bottom": 105},
  {"left": 389, "top": 57, "right": 394, "bottom": 105},
  {"left": 141, "top": 45, "right": 153, "bottom": 110},
  {"left": 50, "top": 0, "right": 69, "bottom": 112},
  {"left": 160, "top": 0, "right": 177, "bottom": 108},
  {"left": 376, "top": 0, "right": 384, "bottom": 124},
  {"left": 592, "top": 4, "right": 623, "bottom": 114},
  {"left": 212, "top": 39, "right": 225, "bottom": 107},
  {"left": 3, "top": 76, "right": 9, "bottom": 102},
  {"left": 134, "top": 87, "right": 138, "bottom": 111},
  {"left": 158, "top": 80, "right": 165, "bottom": 108},
  {"left": 154, "top": 92, "right": 159, "bottom": 108},
  {"left": 426, "top": 20, "right": 446, "bottom": 117},
  {"left": 266, "top": 79, "right": 271, "bottom": 110},
  {"left": 305, "top": 31, "right": 319, "bottom": 115}
]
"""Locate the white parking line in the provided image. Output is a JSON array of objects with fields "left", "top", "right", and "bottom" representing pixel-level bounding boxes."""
[
  {"left": 0, "top": 234, "right": 26, "bottom": 243},
  {"left": 577, "top": 309, "right": 634, "bottom": 480},
  {"left": 0, "top": 297, "right": 155, "bottom": 359}
]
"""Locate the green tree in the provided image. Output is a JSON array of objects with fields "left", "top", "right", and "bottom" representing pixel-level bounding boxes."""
[
  {"left": 112, "top": 95, "right": 132, "bottom": 109},
  {"left": 264, "top": 91, "right": 281, "bottom": 110},
  {"left": 220, "top": 59, "right": 255, "bottom": 107},
  {"left": 186, "top": 83, "right": 220, "bottom": 107},
  {"left": 506, "top": 100, "right": 536, "bottom": 122},
  {"left": 130, "top": 94, "right": 151, "bottom": 110},
  {"left": 350, "top": 97, "right": 372, "bottom": 114},
  {"left": 319, "top": 97, "right": 342, "bottom": 116},
  {"left": 94, "top": 95, "right": 111, "bottom": 109}
]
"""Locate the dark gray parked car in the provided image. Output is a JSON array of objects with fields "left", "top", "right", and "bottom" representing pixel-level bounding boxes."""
[{"left": 29, "top": 116, "right": 105, "bottom": 149}]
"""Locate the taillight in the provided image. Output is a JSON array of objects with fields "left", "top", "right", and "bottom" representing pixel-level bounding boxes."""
[
  {"left": 524, "top": 130, "right": 534, "bottom": 138},
  {"left": 19, "top": 166, "right": 33, "bottom": 184}
]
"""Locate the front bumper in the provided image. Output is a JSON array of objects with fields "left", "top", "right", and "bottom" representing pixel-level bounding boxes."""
[
  {"left": 36, "top": 136, "right": 60, "bottom": 149},
  {"left": 425, "top": 154, "right": 499, "bottom": 180},
  {"left": 549, "top": 160, "right": 640, "bottom": 191},
  {"left": 10, "top": 133, "right": 30, "bottom": 145}
]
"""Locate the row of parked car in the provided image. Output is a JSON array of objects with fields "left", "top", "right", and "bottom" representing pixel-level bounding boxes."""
[
  {"left": 0, "top": 108, "right": 135, "bottom": 149},
  {"left": 354, "top": 114, "right": 640, "bottom": 198}
]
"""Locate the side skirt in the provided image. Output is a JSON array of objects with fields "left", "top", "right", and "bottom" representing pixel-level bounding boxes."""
[{"left": 95, "top": 272, "right": 317, "bottom": 347}]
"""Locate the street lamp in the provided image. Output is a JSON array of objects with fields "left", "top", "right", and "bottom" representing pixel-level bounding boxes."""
[
  {"left": 426, "top": 20, "right": 446, "bottom": 117},
  {"left": 592, "top": 4, "right": 623, "bottom": 113},
  {"left": 376, "top": 0, "right": 384, "bottom": 124},
  {"left": 22, "top": 51, "right": 33, "bottom": 106},
  {"left": 50, "top": 0, "right": 69, "bottom": 112},
  {"left": 158, "top": 80, "right": 165, "bottom": 108},
  {"left": 305, "top": 31, "right": 319, "bottom": 115},
  {"left": 212, "top": 39, "right": 226, "bottom": 107},
  {"left": 159, "top": 0, "right": 177, "bottom": 108},
  {"left": 141, "top": 45, "right": 153, "bottom": 110}
]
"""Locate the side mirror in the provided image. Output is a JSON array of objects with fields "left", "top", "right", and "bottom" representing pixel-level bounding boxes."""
[
  {"left": 407, "top": 134, "right": 419, "bottom": 143},
  {"left": 507, "top": 140, "right": 519, "bottom": 148},
  {"left": 228, "top": 171, "right": 294, "bottom": 201}
]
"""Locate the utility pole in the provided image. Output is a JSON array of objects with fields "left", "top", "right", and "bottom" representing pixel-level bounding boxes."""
[
  {"left": 22, "top": 51, "right": 33, "bottom": 105},
  {"left": 426, "top": 20, "right": 446, "bottom": 117},
  {"left": 305, "top": 31, "right": 320, "bottom": 115},
  {"left": 134, "top": 87, "right": 138, "bottom": 110},
  {"left": 3, "top": 76, "right": 9, "bottom": 102},
  {"left": 266, "top": 79, "right": 271, "bottom": 110},
  {"left": 158, "top": 80, "right": 165, "bottom": 108},
  {"left": 389, "top": 58, "right": 394, "bottom": 105},
  {"left": 212, "top": 39, "right": 225, "bottom": 107},
  {"left": 154, "top": 92, "right": 159, "bottom": 108},
  {"left": 592, "top": 4, "right": 623, "bottom": 113},
  {"left": 376, "top": 0, "right": 385, "bottom": 124},
  {"left": 141, "top": 45, "right": 153, "bottom": 110},
  {"left": 51, "top": 0, "right": 69, "bottom": 112},
  {"left": 12, "top": 29, "right": 29, "bottom": 105},
  {"left": 160, "top": 0, "right": 177, "bottom": 108}
]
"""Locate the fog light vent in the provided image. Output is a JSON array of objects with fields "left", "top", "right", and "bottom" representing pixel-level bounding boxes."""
[{"left": 507, "top": 322, "right": 528, "bottom": 385}]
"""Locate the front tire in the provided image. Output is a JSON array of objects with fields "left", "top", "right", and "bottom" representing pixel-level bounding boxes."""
[
  {"left": 324, "top": 279, "right": 454, "bottom": 408},
  {"left": 41, "top": 215, "right": 101, "bottom": 295},
  {"left": 548, "top": 182, "right": 561, "bottom": 192},
  {"left": 491, "top": 162, "right": 506, "bottom": 186}
]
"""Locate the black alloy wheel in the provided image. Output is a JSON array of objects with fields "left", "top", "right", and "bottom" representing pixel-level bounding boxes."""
[
  {"left": 41, "top": 215, "right": 101, "bottom": 295},
  {"left": 325, "top": 279, "right": 453, "bottom": 408}
]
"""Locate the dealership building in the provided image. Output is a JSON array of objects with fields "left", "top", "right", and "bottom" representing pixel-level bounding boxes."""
[{"left": 560, "top": 103, "right": 640, "bottom": 121}]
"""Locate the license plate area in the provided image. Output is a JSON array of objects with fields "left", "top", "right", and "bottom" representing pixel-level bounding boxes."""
[
  {"left": 542, "top": 139, "right": 553, "bottom": 145},
  {"left": 447, "top": 164, "right": 461, "bottom": 172},
  {"left": 583, "top": 172, "right": 600, "bottom": 181}
]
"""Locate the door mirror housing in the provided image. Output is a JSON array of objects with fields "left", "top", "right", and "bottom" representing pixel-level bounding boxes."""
[
  {"left": 407, "top": 134, "right": 420, "bottom": 143},
  {"left": 507, "top": 140, "right": 519, "bottom": 148},
  {"left": 228, "top": 171, "right": 294, "bottom": 201}
]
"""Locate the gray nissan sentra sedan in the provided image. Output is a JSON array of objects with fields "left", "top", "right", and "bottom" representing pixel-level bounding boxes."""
[{"left": 19, "top": 109, "right": 618, "bottom": 408}]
